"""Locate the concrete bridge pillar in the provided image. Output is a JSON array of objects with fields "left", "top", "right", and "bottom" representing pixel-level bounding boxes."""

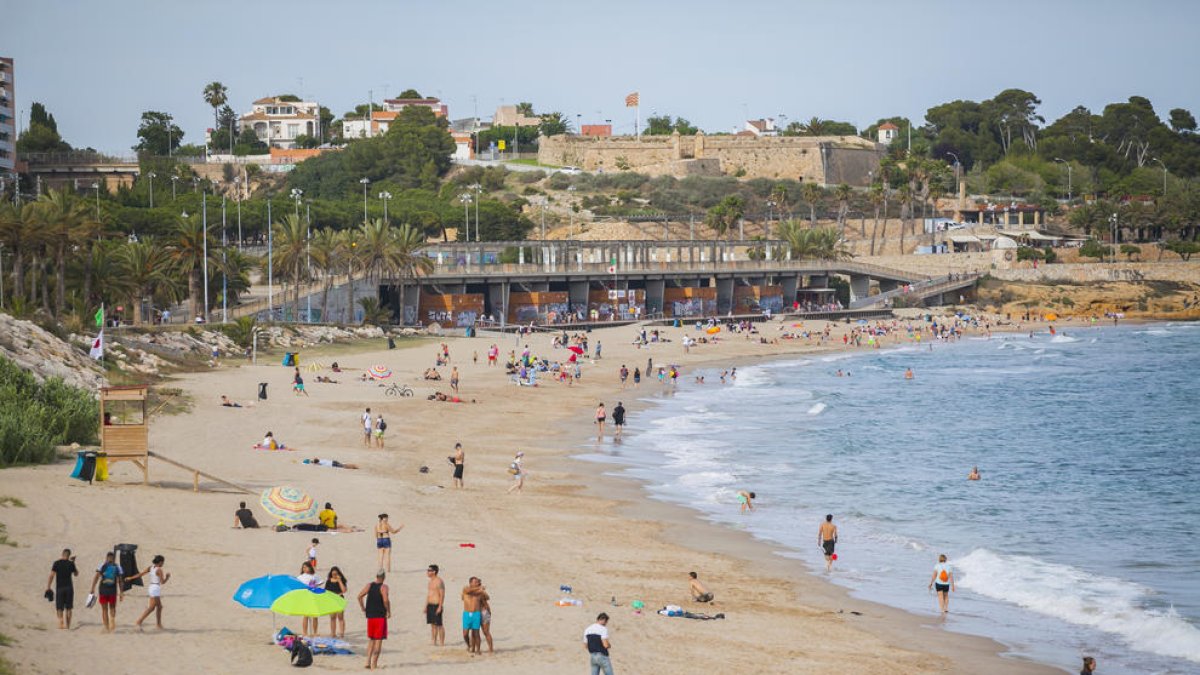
[
  {"left": 848, "top": 274, "right": 870, "bottom": 303},
  {"left": 487, "top": 282, "right": 508, "bottom": 327},
  {"left": 518, "top": 247, "right": 525, "bottom": 265},
  {"left": 402, "top": 284, "right": 420, "bottom": 325},
  {"left": 645, "top": 279, "right": 665, "bottom": 316},
  {"left": 569, "top": 280, "right": 589, "bottom": 311},
  {"left": 716, "top": 277, "right": 734, "bottom": 315},
  {"left": 781, "top": 275, "right": 799, "bottom": 306}
]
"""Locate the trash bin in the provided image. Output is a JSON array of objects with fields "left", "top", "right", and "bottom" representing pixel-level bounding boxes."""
[
  {"left": 282, "top": 352, "right": 297, "bottom": 367},
  {"left": 673, "top": 319, "right": 681, "bottom": 328},
  {"left": 94, "top": 452, "right": 109, "bottom": 482},
  {"left": 115, "top": 544, "right": 141, "bottom": 589},
  {"left": 70, "top": 451, "right": 97, "bottom": 483},
  {"left": 258, "top": 382, "right": 269, "bottom": 400}
]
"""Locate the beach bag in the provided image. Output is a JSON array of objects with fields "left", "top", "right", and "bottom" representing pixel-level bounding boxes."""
[
  {"left": 378, "top": 419, "right": 387, "bottom": 432},
  {"left": 290, "top": 638, "right": 313, "bottom": 667}
]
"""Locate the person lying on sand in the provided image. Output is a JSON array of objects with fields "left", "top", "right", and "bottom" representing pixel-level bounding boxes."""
[
  {"left": 303, "top": 458, "right": 360, "bottom": 470},
  {"left": 427, "top": 391, "right": 476, "bottom": 403},
  {"left": 220, "top": 395, "right": 244, "bottom": 408},
  {"left": 314, "top": 375, "right": 339, "bottom": 384}
]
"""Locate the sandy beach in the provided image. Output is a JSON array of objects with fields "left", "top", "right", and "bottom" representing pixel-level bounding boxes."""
[{"left": 0, "top": 316, "right": 1069, "bottom": 674}]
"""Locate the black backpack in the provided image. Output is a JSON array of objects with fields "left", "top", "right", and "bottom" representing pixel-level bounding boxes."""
[
  {"left": 379, "top": 419, "right": 387, "bottom": 432},
  {"left": 290, "top": 639, "right": 313, "bottom": 667}
]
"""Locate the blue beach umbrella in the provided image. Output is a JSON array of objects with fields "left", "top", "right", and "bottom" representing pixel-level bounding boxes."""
[{"left": 233, "top": 575, "right": 308, "bottom": 610}]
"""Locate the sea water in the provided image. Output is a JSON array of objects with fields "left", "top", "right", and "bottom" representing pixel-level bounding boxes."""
[{"left": 580, "top": 323, "right": 1200, "bottom": 674}]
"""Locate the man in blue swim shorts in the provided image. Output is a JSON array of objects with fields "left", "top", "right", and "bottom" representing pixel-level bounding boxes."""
[{"left": 461, "top": 576, "right": 488, "bottom": 655}]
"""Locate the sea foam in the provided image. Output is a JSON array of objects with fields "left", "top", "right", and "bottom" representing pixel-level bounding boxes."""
[{"left": 956, "top": 549, "right": 1200, "bottom": 662}]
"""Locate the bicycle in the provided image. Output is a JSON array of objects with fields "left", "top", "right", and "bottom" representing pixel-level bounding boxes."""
[{"left": 384, "top": 383, "right": 414, "bottom": 397}]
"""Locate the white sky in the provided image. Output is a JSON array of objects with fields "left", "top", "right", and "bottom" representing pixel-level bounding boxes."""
[{"left": 5, "top": 0, "right": 1198, "bottom": 154}]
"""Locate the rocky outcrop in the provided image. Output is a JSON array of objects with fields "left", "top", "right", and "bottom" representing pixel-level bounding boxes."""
[{"left": 0, "top": 313, "right": 107, "bottom": 391}]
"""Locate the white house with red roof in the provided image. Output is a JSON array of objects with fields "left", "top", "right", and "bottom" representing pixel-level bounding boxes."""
[
  {"left": 744, "top": 118, "right": 778, "bottom": 137},
  {"left": 239, "top": 96, "right": 320, "bottom": 149},
  {"left": 877, "top": 122, "right": 899, "bottom": 144}
]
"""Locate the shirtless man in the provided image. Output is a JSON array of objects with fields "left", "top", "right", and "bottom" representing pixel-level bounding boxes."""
[
  {"left": 818, "top": 514, "right": 838, "bottom": 572},
  {"left": 967, "top": 466, "right": 981, "bottom": 481},
  {"left": 452, "top": 443, "right": 465, "bottom": 489},
  {"left": 425, "top": 565, "right": 445, "bottom": 646},
  {"left": 461, "top": 577, "right": 488, "bottom": 655},
  {"left": 688, "top": 572, "right": 713, "bottom": 603}
]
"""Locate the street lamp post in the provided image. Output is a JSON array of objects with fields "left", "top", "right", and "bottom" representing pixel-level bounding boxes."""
[
  {"left": 267, "top": 198, "right": 273, "bottom": 319},
  {"left": 148, "top": 172, "right": 157, "bottom": 208},
  {"left": 170, "top": 175, "right": 179, "bottom": 201},
  {"left": 378, "top": 191, "right": 392, "bottom": 224},
  {"left": 290, "top": 188, "right": 303, "bottom": 218},
  {"left": 467, "top": 183, "right": 481, "bottom": 241},
  {"left": 202, "top": 191, "right": 209, "bottom": 323},
  {"left": 91, "top": 182, "right": 101, "bottom": 221},
  {"left": 1053, "top": 158, "right": 1072, "bottom": 202},
  {"left": 459, "top": 193, "right": 472, "bottom": 243},
  {"left": 221, "top": 196, "right": 228, "bottom": 323},
  {"left": 306, "top": 202, "right": 312, "bottom": 323},
  {"left": 359, "top": 178, "right": 370, "bottom": 223},
  {"left": 1150, "top": 157, "right": 1168, "bottom": 196},
  {"left": 233, "top": 177, "right": 242, "bottom": 249}
]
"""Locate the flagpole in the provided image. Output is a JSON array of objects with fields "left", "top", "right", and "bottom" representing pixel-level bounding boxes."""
[{"left": 202, "top": 191, "right": 209, "bottom": 323}]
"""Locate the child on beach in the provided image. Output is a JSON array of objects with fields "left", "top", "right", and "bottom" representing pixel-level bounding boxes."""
[
  {"left": 737, "top": 491, "right": 756, "bottom": 513},
  {"left": 307, "top": 539, "right": 319, "bottom": 570}
]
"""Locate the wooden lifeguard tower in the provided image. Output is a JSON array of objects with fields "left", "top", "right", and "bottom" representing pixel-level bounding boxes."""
[{"left": 100, "top": 385, "right": 150, "bottom": 483}]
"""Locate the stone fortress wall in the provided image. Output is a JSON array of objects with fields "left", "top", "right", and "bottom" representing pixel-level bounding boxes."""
[{"left": 538, "top": 132, "right": 883, "bottom": 185}]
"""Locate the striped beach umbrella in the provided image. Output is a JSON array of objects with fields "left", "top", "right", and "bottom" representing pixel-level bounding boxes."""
[
  {"left": 368, "top": 365, "right": 392, "bottom": 379},
  {"left": 260, "top": 486, "right": 318, "bottom": 522}
]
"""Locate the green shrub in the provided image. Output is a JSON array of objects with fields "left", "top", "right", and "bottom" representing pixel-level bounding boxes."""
[{"left": 0, "top": 356, "right": 99, "bottom": 467}]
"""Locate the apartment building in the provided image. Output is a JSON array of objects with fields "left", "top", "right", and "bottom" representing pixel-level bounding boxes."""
[{"left": 0, "top": 57, "right": 15, "bottom": 171}]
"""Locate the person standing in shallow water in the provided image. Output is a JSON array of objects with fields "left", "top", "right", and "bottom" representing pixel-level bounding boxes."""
[
  {"left": 928, "top": 554, "right": 955, "bottom": 613},
  {"left": 595, "top": 403, "right": 606, "bottom": 441},
  {"left": 818, "top": 514, "right": 838, "bottom": 572}
]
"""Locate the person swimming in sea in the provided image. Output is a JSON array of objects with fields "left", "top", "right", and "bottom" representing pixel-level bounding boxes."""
[
  {"left": 967, "top": 467, "right": 981, "bottom": 481},
  {"left": 904, "top": 367, "right": 914, "bottom": 380}
]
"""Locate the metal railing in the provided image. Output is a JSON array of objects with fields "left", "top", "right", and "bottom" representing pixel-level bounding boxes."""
[{"left": 848, "top": 274, "right": 979, "bottom": 309}]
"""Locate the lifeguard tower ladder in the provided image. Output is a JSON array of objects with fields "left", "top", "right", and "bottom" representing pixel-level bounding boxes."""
[{"left": 100, "top": 385, "right": 150, "bottom": 483}]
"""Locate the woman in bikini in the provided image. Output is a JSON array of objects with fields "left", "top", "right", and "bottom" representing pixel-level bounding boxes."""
[
  {"left": 128, "top": 555, "right": 169, "bottom": 630},
  {"left": 595, "top": 403, "right": 606, "bottom": 441},
  {"left": 375, "top": 514, "right": 403, "bottom": 572},
  {"left": 325, "top": 567, "right": 348, "bottom": 639}
]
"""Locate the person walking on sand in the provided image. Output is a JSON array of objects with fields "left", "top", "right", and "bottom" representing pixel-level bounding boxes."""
[
  {"left": 374, "top": 414, "right": 387, "bottom": 449},
  {"left": 450, "top": 366, "right": 460, "bottom": 394},
  {"left": 507, "top": 451, "right": 525, "bottom": 494},
  {"left": 584, "top": 612, "right": 614, "bottom": 675},
  {"left": 595, "top": 402, "right": 606, "bottom": 440},
  {"left": 818, "top": 514, "right": 838, "bottom": 572},
  {"left": 612, "top": 402, "right": 626, "bottom": 439},
  {"left": 928, "top": 554, "right": 955, "bottom": 613},
  {"left": 361, "top": 408, "right": 373, "bottom": 447},
  {"left": 425, "top": 564, "right": 445, "bottom": 646},
  {"left": 375, "top": 514, "right": 403, "bottom": 572},
  {"left": 90, "top": 551, "right": 124, "bottom": 632},
  {"left": 46, "top": 548, "right": 78, "bottom": 629},
  {"left": 358, "top": 570, "right": 391, "bottom": 670},
  {"left": 452, "top": 443, "right": 465, "bottom": 489},
  {"left": 461, "top": 577, "right": 488, "bottom": 655},
  {"left": 737, "top": 490, "right": 756, "bottom": 513},
  {"left": 128, "top": 555, "right": 169, "bottom": 630}
]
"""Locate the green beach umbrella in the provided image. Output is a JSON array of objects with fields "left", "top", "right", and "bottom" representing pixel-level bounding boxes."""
[{"left": 270, "top": 588, "right": 346, "bottom": 617}]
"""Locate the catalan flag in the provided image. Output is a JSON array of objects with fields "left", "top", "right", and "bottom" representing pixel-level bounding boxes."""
[{"left": 625, "top": 92, "right": 639, "bottom": 107}]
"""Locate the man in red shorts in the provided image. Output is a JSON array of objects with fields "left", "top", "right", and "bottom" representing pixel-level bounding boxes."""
[
  {"left": 89, "top": 551, "right": 124, "bottom": 632},
  {"left": 358, "top": 570, "right": 391, "bottom": 670}
]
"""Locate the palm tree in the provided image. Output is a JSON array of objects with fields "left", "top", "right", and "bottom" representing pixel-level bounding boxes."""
[
  {"left": 896, "top": 185, "right": 914, "bottom": 255},
  {"left": 202, "top": 82, "right": 229, "bottom": 142},
  {"left": 167, "top": 215, "right": 212, "bottom": 322},
  {"left": 515, "top": 102, "right": 535, "bottom": 117},
  {"left": 769, "top": 184, "right": 790, "bottom": 220},
  {"left": 116, "top": 237, "right": 177, "bottom": 325},
  {"left": 356, "top": 296, "right": 391, "bottom": 326},
  {"left": 390, "top": 222, "right": 432, "bottom": 325},
  {"left": 357, "top": 218, "right": 398, "bottom": 287},
  {"left": 777, "top": 221, "right": 852, "bottom": 261},
  {"left": 309, "top": 227, "right": 342, "bottom": 322},
  {"left": 342, "top": 228, "right": 362, "bottom": 324},
  {"left": 270, "top": 213, "right": 310, "bottom": 320},
  {"left": 833, "top": 183, "right": 853, "bottom": 241},
  {"left": 868, "top": 185, "right": 885, "bottom": 256},
  {"left": 34, "top": 189, "right": 90, "bottom": 315},
  {"left": 0, "top": 201, "right": 40, "bottom": 302},
  {"left": 800, "top": 183, "right": 824, "bottom": 227}
]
